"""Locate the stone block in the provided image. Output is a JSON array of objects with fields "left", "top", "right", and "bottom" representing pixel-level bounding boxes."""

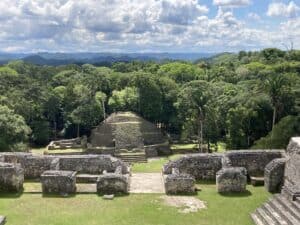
[
  {"left": 216, "top": 167, "right": 247, "bottom": 193},
  {"left": 164, "top": 172, "right": 196, "bottom": 194},
  {"left": 0, "top": 162, "right": 24, "bottom": 192},
  {"left": 0, "top": 216, "right": 6, "bottom": 225},
  {"left": 41, "top": 170, "right": 76, "bottom": 195},
  {"left": 264, "top": 158, "right": 286, "bottom": 193},
  {"left": 97, "top": 174, "right": 129, "bottom": 194},
  {"left": 282, "top": 137, "right": 300, "bottom": 200}
]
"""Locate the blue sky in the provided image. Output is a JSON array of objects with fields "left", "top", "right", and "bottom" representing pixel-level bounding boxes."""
[{"left": 0, "top": 0, "right": 299, "bottom": 53}]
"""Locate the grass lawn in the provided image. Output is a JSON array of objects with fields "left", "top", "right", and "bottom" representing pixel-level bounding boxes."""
[
  {"left": 131, "top": 154, "right": 181, "bottom": 173},
  {"left": 0, "top": 183, "right": 270, "bottom": 225}
]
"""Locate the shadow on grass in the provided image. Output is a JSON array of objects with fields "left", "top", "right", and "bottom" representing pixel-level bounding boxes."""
[
  {"left": 196, "top": 180, "right": 215, "bottom": 185},
  {"left": 218, "top": 190, "right": 252, "bottom": 198},
  {"left": 42, "top": 193, "right": 77, "bottom": 198},
  {"left": 0, "top": 191, "right": 23, "bottom": 199}
]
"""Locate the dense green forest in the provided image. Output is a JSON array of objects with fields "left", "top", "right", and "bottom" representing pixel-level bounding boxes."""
[{"left": 0, "top": 48, "right": 299, "bottom": 152}]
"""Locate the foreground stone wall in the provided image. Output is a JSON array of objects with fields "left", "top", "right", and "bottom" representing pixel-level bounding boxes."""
[
  {"left": 282, "top": 137, "right": 300, "bottom": 200},
  {"left": 163, "top": 153, "right": 223, "bottom": 180}
]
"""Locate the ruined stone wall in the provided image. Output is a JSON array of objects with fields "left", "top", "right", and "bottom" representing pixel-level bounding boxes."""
[
  {"left": 163, "top": 154, "right": 223, "bottom": 180},
  {"left": 225, "top": 150, "right": 284, "bottom": 177},
  {"left": 57, "top": 155, "right": 128, "bottom": 174},
  {"left": 163, "top": 150, "right": 284, "bottom": 180},
  {"left": 0, "top": 153, "right": 129, "bottom": 179}
]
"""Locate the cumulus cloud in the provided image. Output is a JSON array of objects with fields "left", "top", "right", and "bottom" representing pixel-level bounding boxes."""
[
  {"left": 0, "top": 0, "right": 299, "bottom": 52},
  {"left": 267, "top": 1, "right": 300, "bottom": 18},
  {"left": 213, "top": 0, "right": 251, "bottom": 7}
]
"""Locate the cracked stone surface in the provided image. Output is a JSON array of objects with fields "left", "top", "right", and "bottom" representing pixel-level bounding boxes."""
[
  {"left": 160, "top": 196, "right": 207, "bottom": 213},
  {"left": 129, "top": 173, "right": 165, "bottom": 193}
]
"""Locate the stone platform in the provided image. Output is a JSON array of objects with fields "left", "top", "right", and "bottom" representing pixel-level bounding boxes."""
[{"left": 129, "top": 173, "right": 165, "bottom": 193}]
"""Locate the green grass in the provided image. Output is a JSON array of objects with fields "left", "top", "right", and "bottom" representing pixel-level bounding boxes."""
[
  {"left": 171, "top": 143, "right": 198, "bottom": 150},
  {"left": 0, "top": 184, "right": 270, "bottom": 225},
  {"left": 131, "top": 155, "right": 181, "bottom": 173}
]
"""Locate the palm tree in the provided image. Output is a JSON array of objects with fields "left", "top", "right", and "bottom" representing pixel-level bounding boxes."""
[{"left": 264, "top": 74, "right": 287, "bottom": 140}]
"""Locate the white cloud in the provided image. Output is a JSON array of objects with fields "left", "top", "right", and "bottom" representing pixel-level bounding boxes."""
[
  {"left": 0, "top": 0, "right": 298, "bottom": 52},
  {"left": 267, "top": 1, "right": 300, "bottom": 18},
  {"left": 213, "top": 0, "right": 251, "bottom": 7}
]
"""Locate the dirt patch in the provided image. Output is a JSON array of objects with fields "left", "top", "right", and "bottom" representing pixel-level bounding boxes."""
[{"left": 160, "top": 196, "right": 206, "bottom": 213}]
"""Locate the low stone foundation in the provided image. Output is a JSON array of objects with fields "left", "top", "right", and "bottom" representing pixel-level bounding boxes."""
[
  {"left": 41, "top": 170, "right": 77, "bottom": 194},
  {"left": 264, "top": 158, "right": 286, "bottom": 193},
  {"left": 0, "top": 162, "right": 24, "bottom": 192},
  {"left": 216, "top": 167, "right": 247, "bottom": 193}
]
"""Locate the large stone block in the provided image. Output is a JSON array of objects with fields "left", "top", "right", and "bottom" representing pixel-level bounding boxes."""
[
  {"left": 264, "top": 158, "right": 286, "bottom": 193},
  {"left": 216, "top": 167, "right": 247, "bottom": 193},
  {"left": 97, "top": 174, "right": 129, "bottom": 194},
  {"left": 282, "top": 137, "right": 300, "bottom": 200},
  {"left": 0, "top": 162, "right": 24, "bottom": 192},
  {"left": 164, "top": 172, "right": 195, "bottom": 194},
  {"left": 41, "top": 170, "right": 76, "bottom": 195}
]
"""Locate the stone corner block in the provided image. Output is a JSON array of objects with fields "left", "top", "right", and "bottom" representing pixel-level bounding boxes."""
[
  {"left": 96, "top": 173, "right": 129, "bottom": 194},
  {"left": 216, "top": 167, "right": 247, "bottom": 193},
  {"left": 41, "top": 170, "right": 77, "bottom": 194},
  {"left": 0, "top": 162, "right": 24, "bottom": 192}
]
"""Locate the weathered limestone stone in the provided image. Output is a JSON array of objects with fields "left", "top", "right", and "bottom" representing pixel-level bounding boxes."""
[
  {"left": 58, "top": 155, "right": 128, "bottom": 175},
  {"left": 163, "top": 154, "right": 223, "bottom": 180},
  {"left": 264, "top": 158, "right": 286, "bottom": 193},
  {"left": 0, "top": 215, "right": 6, "bottom": 225},
  {"left": 164, "top": 168, "right": 196, "bottom": 194},
  {"left": 41, "top": 170, "right": 77, "bottom": 195},
  {"left": 282, "top": 137, "right": 300, "bottom": 200},
  {"left": 0, "top": 162, "right": 24, "bottom": 192},
  {"left": 97, "top": 174, "right": 129, "bottom": 194},
  {"left": 216, "top": 167, "right": 247, "bottom": 193}
]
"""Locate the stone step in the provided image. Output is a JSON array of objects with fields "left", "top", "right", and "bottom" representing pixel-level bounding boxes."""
[
  {"left": 262, "top": 203, "right": 288, "bottom": 225},
  {"left": 256, "top": 207, "right": 278, "bottom": 225},
  {"left": 251, "top": 213, "right": 265, "bottom": 225},
  {"left": 275, "top": 195, "right": 300, "bottom": 221},
  {"left": 269, "top": 198, "right": 300, "bottom": 225},
  {"left": 76, "top": 174, "right": 100, "bottom": 183},
  {"left": 292, "top": 198, "right": 300, "bottom": 211}
]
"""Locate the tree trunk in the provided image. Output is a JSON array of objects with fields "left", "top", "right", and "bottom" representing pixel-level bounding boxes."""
[
  {"left": 53, "top": 121, "right": 57, "bottom": 140},
  {"left": 102, "top": 99, "right": 106, "bottom": 119},
  {"left": 271, "top": 107, "right": 276, "bottom": 141},
  {"left": 77, "top": 124, "right": 80, "bottom": 138},
  {"left": 197, "top": 107, "right": 204, "bottom": 153}
]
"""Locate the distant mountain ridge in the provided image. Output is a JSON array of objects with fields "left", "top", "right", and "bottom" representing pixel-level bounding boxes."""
[{"left": 0, "top": 52, "right": 216, "bottom": 66}]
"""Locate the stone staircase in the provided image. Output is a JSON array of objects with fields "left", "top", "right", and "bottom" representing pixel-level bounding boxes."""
[
  {"left": 115, "top": 151, "right": 147, "bottom": 164},
  {"left": 251, "top": 194, "right": 300, "bottom": 225}
]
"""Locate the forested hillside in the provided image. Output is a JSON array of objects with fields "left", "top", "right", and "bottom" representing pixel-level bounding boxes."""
[{"left": 0, "top": 48, "right": 299, "bottom": 151}]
